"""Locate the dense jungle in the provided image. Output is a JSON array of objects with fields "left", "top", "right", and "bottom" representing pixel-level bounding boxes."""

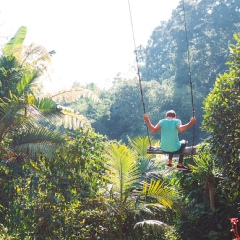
[{"left": 0, "top": 0, "right": 239, "bottom": 239}]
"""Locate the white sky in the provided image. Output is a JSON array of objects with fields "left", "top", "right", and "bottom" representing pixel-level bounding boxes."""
[{"left": 0, "top": 0, "right": 180, "bottom": 91}]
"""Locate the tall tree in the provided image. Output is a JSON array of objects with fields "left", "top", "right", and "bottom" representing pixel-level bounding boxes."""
[{"left": 202, "top": 32, "right": 240, "bottom": 198}]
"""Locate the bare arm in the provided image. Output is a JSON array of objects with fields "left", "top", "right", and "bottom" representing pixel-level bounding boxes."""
[
  {"left": 177, "top": 117, "right": 197, "bottom": 133},
  {"left": 143, "top": 114, "right": 161, "bottom": 134}
]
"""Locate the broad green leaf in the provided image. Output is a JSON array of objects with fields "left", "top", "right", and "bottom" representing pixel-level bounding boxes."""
[
  {"left": 16, "top": 70, "right": 38, "bottom": 95},
  {"left": 4, "top": 26, "right": 27, "bottom": 59}
]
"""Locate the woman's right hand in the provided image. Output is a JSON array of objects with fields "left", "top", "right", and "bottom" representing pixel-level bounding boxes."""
[{"left": 143, "top": 114, "right": 149, "bottom": 122}]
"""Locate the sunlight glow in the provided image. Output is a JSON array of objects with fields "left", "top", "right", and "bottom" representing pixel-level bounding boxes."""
[{"left": 0, "top": 0, "right": 180, "bottom": 90}]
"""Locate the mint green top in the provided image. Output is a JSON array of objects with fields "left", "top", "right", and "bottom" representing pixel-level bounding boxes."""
[{"left": 159, "top": 118, "right": 181, "bottom": 152}]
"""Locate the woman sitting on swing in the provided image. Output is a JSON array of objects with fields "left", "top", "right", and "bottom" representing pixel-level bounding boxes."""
[{"left": 144, "top": 110, "right": 196, "bottom": 170}]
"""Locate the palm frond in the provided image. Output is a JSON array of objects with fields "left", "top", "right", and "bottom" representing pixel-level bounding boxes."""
[
  {"left": 105, "top": 143, "right": 140, "bottom": 200},
  {"left": 47, "top": 87, "right": 99, "bottom": 104},
  {"left": 14, "top": 127, "right": 65, "bottom": 159},
  {"left": 128, "top": 136, "right": 158, "bottom": 160},
  {"left": 62, "top": 113, "right": 90, "bottom": 129},
  {"left": 134, "top": 220, "right": 168, "bottom": 230},
  {"left": 142, "top": 180, "right": 178, "bottom": 209},
  {"left": 29, "top": 99, "right": 91, "bottom": 130},
  {"left": 31, "top": 98, "right": 64, "bottom": 126},
  {"left": 0, "top": 95, "right": 29, "bottom": 139},
  {"left": 14, "top": 126, "right": 65, "bottom": 144}
]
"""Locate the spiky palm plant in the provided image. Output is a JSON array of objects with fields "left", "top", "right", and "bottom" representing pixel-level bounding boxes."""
[
  {"left": 104, "top": 141, "right": 181, "bottom": 238},
  {"left": 134, "top": 175, "right": 180, "bottom": 235},
  {"left": 104, "top": 143, "right": 140, "bottom": 239},
  {"left": 127, "top": 137, "right": 181, "bottom": 234},
  {"left": 128, "top": 136, "right": 162, "bottom": 180},
  {"left": 127, "top": 135, "right": 158, "bottom": 160}
]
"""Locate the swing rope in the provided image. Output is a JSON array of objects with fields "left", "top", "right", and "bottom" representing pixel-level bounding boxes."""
[
  {"left": 128, "top": 0, "right": 196, "bottom": 150},
  {"left": 182, "top": 0, "right": 196, "bottom": 148},
  {"left": 127, "top": 0, "right": 152, "bottom": 148}
]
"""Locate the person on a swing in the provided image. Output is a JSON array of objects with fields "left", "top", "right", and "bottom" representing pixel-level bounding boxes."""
[{"left": 144, "top": 110, "right": 196, "bottom": 170}]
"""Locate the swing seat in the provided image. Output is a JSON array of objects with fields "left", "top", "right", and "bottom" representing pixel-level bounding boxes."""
[{"left": 147, "top": 146, "right": 197, "bottom": 155}]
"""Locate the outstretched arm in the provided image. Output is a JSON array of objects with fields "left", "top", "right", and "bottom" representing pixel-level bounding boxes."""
[
  {"left": 143, "top": 114, "right": 161, "bottom": 134},
  {"left": 177, "top": 117, "right": 196, "bottom": 133}
]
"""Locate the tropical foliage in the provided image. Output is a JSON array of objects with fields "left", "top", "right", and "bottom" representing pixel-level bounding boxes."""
[
  {"left": 103, "top": 140, "right": 181, "bottom": 239},
  {"left": 0, "top": 127, "right": 108, "bottom": 239},
  {"left": 0, "top": 26, "right": 65, "bottom": 162},
  {"left": 0, "top": 0, "right": 240, "bottom": 239}
]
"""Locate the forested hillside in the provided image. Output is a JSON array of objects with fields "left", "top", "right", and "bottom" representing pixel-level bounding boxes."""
[{"left": 139, "top": 0, "right": 240, "bottom": 87}]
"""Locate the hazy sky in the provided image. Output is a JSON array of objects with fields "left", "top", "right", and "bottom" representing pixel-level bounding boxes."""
[{"left": 0, "top": 0, "right": 180, "bottom": 91}]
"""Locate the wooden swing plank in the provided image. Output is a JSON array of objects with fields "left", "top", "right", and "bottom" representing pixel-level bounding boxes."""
[{"left": 147, "top": 146, "right": 197, "bottom": 155}]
